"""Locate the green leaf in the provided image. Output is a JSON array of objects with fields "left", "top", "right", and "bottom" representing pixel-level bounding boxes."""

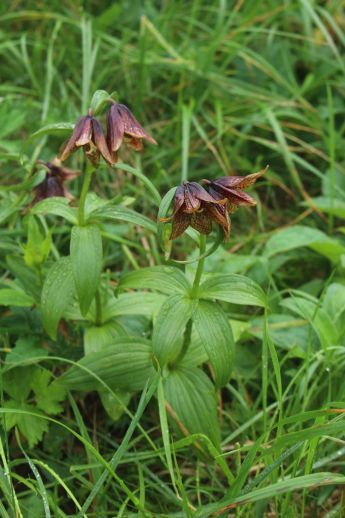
[
  {"left": 0, "top": 288, "right": 34, "bottom": 307},
  {"left": 31, "top": 370, "right": 66, "bottom": 414},
  {"left": 6, "top": 255, "right": 41, "bottom": 302},
  {"left": 323, "top": 283, "right": 345, "bottom": 325},
  {"left": 99, "top": 390, "right": 131, "bottom": 421},
  {"left": 70, "top": 225, "right": 103, "bottom": 316},
  {"left": 193, "top": 300, "right": 234, "bottom": 387},
  {"left": 164, "top": 365, "right": 220, "bottom": 448},
  {"left": 30, "top": 122, "right": 75, "bottom": 139},
  {"left": 264, "top": 225, "right": 345, "bottom": 262},
  {"left": 302, "top": 196, "right": 345, "bottom": 218},
  {"left": 6, "top": 337, "right": 48, "bottom": 365},
  {"left": 198, "top": 273, "right": 267, "bottom": 307},
  {"left": 84, "top": 321, "right": 128, "bottom": 354},
  {"left": 41, "top": 257, "right": 76, "bottom": 340},
  {"left": 281, "top": 295, "right": 338, "bottom": 348},
  {"left": 31, "top": 197, "right": 78, "bottom": 224},
  {"left": 102, "top": 292, "right": 165, "bottom": 321},
  {"left": 90, "top": 89, "right": 112, "bottom": 115},
  {"left": 152, "top": 294, "right": 195, "bottom": 366},
  {"left": 3, "top": 400, "right": 48, "bottom": 448},
  {"left": 22, "top": 215, "right": 51, "bottom": 268},
  {"left": 196, "top": 473, "right": 345, "bottom": 517},
  {"left": 58, "top": 337, "right": 154, "bottom": 392},
  {"left": 119, "top": 266, "right": 190, "bottom": 295},
  {"left": 3, "top": 366, "right": 35, "bottom": 401},
  {"left": 91, "top": 205, "right": 156, "bottom": 233}
]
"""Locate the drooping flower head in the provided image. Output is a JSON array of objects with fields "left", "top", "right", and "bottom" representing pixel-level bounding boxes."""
[
  {"left": 59, "top": 112, "right": 114, "bottom": 165},
  {"left": 106, "top": 102, "right": 157, "bottom": 162},
  {"left": 32, "top": 158, "right": 79, "bottom": 204},
  {"left": 203, "top": 167, "right": 267, "bottom": 213},
  {"left": 163, "top": 181, "right": 230, "bottom": 240}
]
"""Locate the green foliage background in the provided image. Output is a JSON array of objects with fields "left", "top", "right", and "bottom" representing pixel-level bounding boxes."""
[{"left": 1, "top": 1, "right": 345, "bottom": 516}]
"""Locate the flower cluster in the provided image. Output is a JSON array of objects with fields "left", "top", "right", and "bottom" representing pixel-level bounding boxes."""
[
  {"left": 32, "top": 102, "right": 156, "bottom": 204},
  {"left": 164, "top": 168, "right": 266, "bottom": 241},
  {"left": 32, "top": 159, "right": 79, "bottom": 204},
  {"left": 59, "top": 102, "right": 156, "bottom": 166}
]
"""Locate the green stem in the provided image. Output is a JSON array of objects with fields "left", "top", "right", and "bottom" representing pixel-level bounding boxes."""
[
  {"left": 171, "top": 234, "right": 207, "bottom": 368},
  {"left": 190, "top": 234, "right": 206, "bottom": 297},
  {"left": 78, "top": 163, "right": 94, "bottom": 225},
  {"left": 95, "top": 289, "right": 102, "bottom": 326}
]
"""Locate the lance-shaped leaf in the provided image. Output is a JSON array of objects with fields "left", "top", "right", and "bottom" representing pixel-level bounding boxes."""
[
  {"left": 0, "top": 288, "right": 34, "bottom": 307},
  {"left": 41, "top": 257, "right": 76, "bottom": 339},
  {"left": 31, "top": 197, "right": 78, "bottom": 224},
  {"left": 91, "top": 205, "right": 156, "bottom": 233},
  {"left": 198, "top": 273, "right": 267, "bottom": 308},
  {"left": 193, "top": 300, "right": 234, "bottom": 387},
  {"left": 58, "top": 338, "right": 154, "bottom": 391},
  {"left": 152, "top": 294, "right": 195, "bottom": 366},
  {"left": 119, "top": 266, "right": 190, "bottom": 295},
  {"left": 70, "top": 225, "right": 103, "bottom": 316},
  {"left": 164, "top": 365, "right": 220, "bottom": 448}
]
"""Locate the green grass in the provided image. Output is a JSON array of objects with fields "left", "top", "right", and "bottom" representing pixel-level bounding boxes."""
[{"left": 1, "top": 0, "right": 345, "bottom": 516}]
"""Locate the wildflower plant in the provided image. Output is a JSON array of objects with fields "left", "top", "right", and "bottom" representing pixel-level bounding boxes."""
[{"left": 2, "top": 89, "right": 267, "bottom": 457}]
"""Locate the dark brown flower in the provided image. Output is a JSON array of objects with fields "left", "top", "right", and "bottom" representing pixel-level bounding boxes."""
[
  {"left": 106, "top": 102, "right": 157, "bottom": 161},
  {"left": 32, "top": 158, "right": 79, "bottom": 204},
  {"left": 203, "top": 167, "right": 267, "bottom": 212},
  {"left": 163, "top": 181, "right": 229, "bottom": 240},
  {"left": 59, "top": 113, "right": 114, "bottom": 165}
]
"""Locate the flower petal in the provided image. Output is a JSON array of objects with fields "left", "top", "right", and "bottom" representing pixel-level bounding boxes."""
[
  {"left": 118, "top": 104, "right": 157, "bottom": 144},
  {"left": 107, "top": 104, "right": 125, "bottom": 152},
  {"left": 75, "top": 116, "right": 93, "bottom": 146},
  {"left": 188, "top": 182, "right": 222, "bottom": 204},
  {"left": 214, "top": 166, "right": 267, "bottom": 189},
  {"left": 205, "top": 203, "right": 231, "bottom": 240},
  {"left": 171, "top": 185, "right": 186, "bottom": 216},
  {"left": 92, "top": 118, "right": 115, "bottom": 165},
  {"left": 170, "top": 212, "right": 191, "bottom": 240},
  {"left": 184, "top": 184, "right": 201, "bottom": 213},
  {"left": 210, "top": 184, "right": 257, "bottom": 206},
  {"left": 59, "top": 116, "right": 89, "bottom": 161},
  {"left": 190, "top": 211, "right": 212, "bottom": 235}
]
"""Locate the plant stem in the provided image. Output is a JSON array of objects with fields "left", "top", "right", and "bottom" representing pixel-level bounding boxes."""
[
  {"left": 172, "top": 234, "right": 207, "bottom": 367},
  {"left": 78, "top": 162, "right": 94, "bottom": 225},
  {"left": 190, "top": 233, "right": 206, "bottom": 297},
  {"left": 95, "top": 289, "right": 102, "bottom": 326}
]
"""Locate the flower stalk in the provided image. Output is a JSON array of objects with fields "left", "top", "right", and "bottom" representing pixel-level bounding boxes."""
[
  {"left": 191, "top": 234, "right": 206, "bottom": 298},
  {"left": 78, "top": 162, "right": 94, "bottom": 225}
]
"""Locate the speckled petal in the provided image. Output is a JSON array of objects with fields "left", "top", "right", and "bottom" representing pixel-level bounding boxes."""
[
  {"left": 205, "top": 203, "right": 231, "bottom": 240},
  {"left": 170, "top": 211, "right": 191, "bottom": 239},
  {"left": 190, "top": 210, "right": 212, "bottom": 235}
]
